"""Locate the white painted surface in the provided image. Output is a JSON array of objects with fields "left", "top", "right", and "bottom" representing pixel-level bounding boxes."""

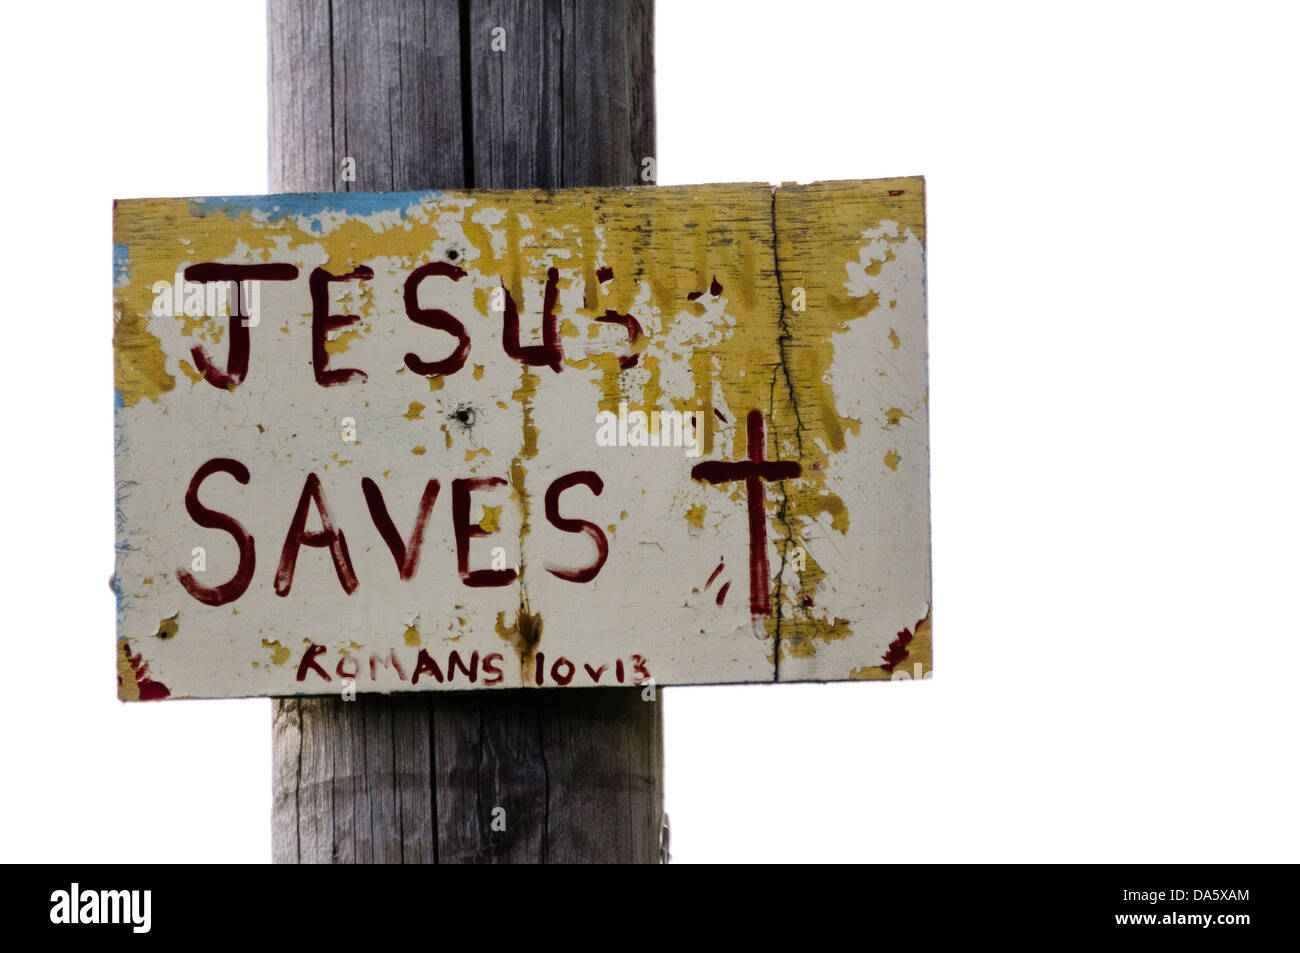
[{"left": 113, "top": 184, "right": 930, "bottom": 698}]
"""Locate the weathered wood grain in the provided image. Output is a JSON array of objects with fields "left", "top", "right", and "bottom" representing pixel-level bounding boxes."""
[
  {"left": 466, "top": 0, "right": 563, "bottom": 188},
  {"left": 559, "top": 0, "right": 655, "bottom": 187},
  {"left": 466, "top": 0, "right": 654, "bottom": 189},
  {"left": 266, "top": 0, "right": 663, "bottom": 863}
]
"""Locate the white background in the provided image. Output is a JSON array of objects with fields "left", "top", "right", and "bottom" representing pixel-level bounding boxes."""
[{"left": 1, "top": 0, "right": 1296, "bottom": 862}]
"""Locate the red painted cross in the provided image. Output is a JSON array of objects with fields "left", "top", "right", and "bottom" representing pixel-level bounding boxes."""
[{"left": 691, "top": 409, "right": 801, "bottom": 617}]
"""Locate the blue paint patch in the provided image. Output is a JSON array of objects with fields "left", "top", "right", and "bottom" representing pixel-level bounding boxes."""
[
  {"left": 187, "top": 190, "right": 448, "bottom": 228},
  {"left": 113, "top": 243, "right": 131, "bottom": 287},
  {"left": 114, "top": 388, "right": 125, "bottom": 409},
  {"left": 113, "top": 575, "right": 126, "bottom": 624}
]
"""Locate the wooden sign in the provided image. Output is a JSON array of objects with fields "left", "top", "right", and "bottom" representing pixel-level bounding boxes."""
[{"left": 112, "top": 178, "right": 931, "bottom": 700}]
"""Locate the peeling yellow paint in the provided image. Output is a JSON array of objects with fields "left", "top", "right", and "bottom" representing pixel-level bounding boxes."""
[
  {"left": 412, "top": 445, "right": 427, "bottom": 456},
  {"left": 759, "top": 179, "right": 925, "bottom": 654},
  {"left": 405, "top": 401, "right": 425, "bottom": 420},
  {"left": 324, "top": 327, "right": 362, "bottom": 356},
  {"left": 884, "top": 450, "right": 900, "bottom": 471},
  {"left": 784, "top": 617, "right": 853, "bottom": 658},
  {"left": 820, "top": 493, "right": 850, "bottom": 535},
  {"left": 513, "top": 370, "right": 540, "bottom": 461},
  {"left": 112, "top": 305, "right": 173, "bottom": 407},
  {"left": 888, "top": 328, "right": 901, "bottom": 349},
  {"left": 864, "top": 247, "right": 896, "bottom": 275},
  {"left": 479, "top": 504, "right": 502, "bottom": 534},
  {"left": 261, "top": 638, "right": 290, "bottom": 666},
  {"left": 117, "top": 642, "right": 142, "bottom": 701},
  {"left": 884, "top": 407, "right": 911, "bottom": 428},
  {"left": 496, "top": 606, "right": 543, "bottom": 680},
  {"left": 403, "top": 625, "right": 421, "bottom": 647},
  {"left": 850, "top": 608, "right": 932, "bottom": 680}
]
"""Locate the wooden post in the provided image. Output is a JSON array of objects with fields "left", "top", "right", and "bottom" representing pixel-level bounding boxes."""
[{"left": 267, "top": 0, "right": 662, "bottom": 863}]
